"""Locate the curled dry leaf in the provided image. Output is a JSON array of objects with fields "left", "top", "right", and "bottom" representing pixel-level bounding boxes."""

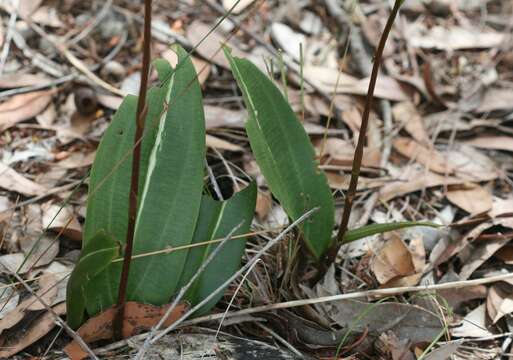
[
  {"left": 64, "top": 302, "right": 189, "bottom": 360},
  {"left": 487, "top": 285, "right": 513, "bottom": 324},
  {"left": 0, "top": 89, "right": 55, "bottom": 131},
  {"left": 446, "top": 184, "right": 493, "bottom": 215},
  {"left": 370, "top": 232, "right": 420, "bottom": 285},
  {"left": 41, "top": 202, "right": 82, "bottom": 241},
  {"left": 0, "top": 303, "right": 66, "bottom": 358}
]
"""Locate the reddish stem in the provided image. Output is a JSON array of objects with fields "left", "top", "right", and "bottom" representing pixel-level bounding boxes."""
[
  {"left": 113, "top": 0, "right": 152, "bottom": 340},
  {"left": 319, "top": 0, "right": 403, "bottom": 279}
]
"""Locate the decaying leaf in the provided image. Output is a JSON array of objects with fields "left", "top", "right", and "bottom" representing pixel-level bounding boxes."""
[
  {"left": 371, "top": 232, "right": 416, "bottom": 284},
  {"left": 64, "top": 302, "right": 188, "bottom": 360}
]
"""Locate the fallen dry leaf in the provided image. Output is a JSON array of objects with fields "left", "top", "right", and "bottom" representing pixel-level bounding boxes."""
[
  {"left": 0, "top": 73, "right": 49, "bottom": 88},
  {"left": 393, "top": 137, "right": 451, "bottom": 174},
  {"left": 371, "top": 232, "right": 416, "bottom": 284},
  {"left": 316, "top": 137, "right": 381, "bottom": 168},
  {"left": 0, "top": 89, "right": 54, "bottom": 131},
  {"left": 206, "top": 134, "right": 243, "bottom": 151},
  {"left": 204, "top": 105, "right": 245, "bottom": 129},
  {"left": 222, "top": 0, "right": 255, "bottom": 13},
  {"left": 475, "top": 87, "right": 513, "bottom": 113},
  {"left": 255, "top": 191, "right": 272, "bottom": 220},
  {"left": 445, "top": 144, "right": 498, "bottom": 182},
  {"left": 41, "top": 202, "right": 82, "bottom": 241},
  {"left": 55, "top": 151, "right": 96, "bottom": 169},
  {"left": 303, "top": 65, "right": 408, "bottom": 101},
  {"left": 0, "top": 274, "right": 59, "bottom": 335},
  {"left": 392, "top": 102, "right": 430, "bottom": 145},
  {"left": 64, "top": 302, "right": 188, "bottom": 360},
  {"left": 409, "top": 24, "right": 505, "bottom": 50},
  {"left": 487, "top": 285, "right": 513, "bottom": 324},
  {"left": 458, "top": 236, "right": 513, "bottom": 280},
  {"left": 464, "top": 136, "right": 513, "bottom": 153},
  {"left": 446, "top": 184, "right": 493, "bottom": 215},
  {"left": 451, "top": 304, "right": 492, "bottom": 338},
  {"left": 379, "top": 165, "right": 462, "bottom": 202},
  {"left": 325, "top": 172, "right": 387, "bottom": 191},
  {"left": 0, "top": 303, "right": 66, "bottom": 358},
  {"left": 0, "top": 163, "right": 47, "bottom": 196}
]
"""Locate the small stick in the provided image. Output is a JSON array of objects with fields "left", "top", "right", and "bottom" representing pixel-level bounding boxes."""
[
  {"left": 114, "top": 0, "right": 152, "bottom": 340},
  {"left": 8, "top": 269, "right": 98, "bottom": 360},
  {"left": 320, "top": 0, "right": 404, "bottom": 280}
]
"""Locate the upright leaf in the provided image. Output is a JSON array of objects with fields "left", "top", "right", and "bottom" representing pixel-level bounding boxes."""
[
  {"left": 178, "top": 182, "right": 256, "bottom": 314},
  {"left": 83, "top": 67, "right": 174, "bottom": 315},
  {"left": 224, "top": 49, "right": 334, "bottom": 259},
  {"left": 125, "top": 45, "right": 206, "bottom": 305},
  {"left": 66, "top": 230, "right": 119, "bottom": 329}
]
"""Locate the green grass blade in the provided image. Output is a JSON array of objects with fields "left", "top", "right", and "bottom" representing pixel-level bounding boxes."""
[
  {"left": 125, "top": 44, "right": 206, "bottom": 305},
  {"left": 343, "top": 221, "right": 441, "bottom": 244},
  {"left": 179, "top": 182, "right": 256, "bottom": 314},
  {"left": 224, "top": 48, "right": 334, "bottom": 259},
  {"left": 66, "top": 230, "right": 119, "bottom": 329}
]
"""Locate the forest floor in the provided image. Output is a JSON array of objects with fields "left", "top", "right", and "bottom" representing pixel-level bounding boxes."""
[{"left": 1, "top": 0, "right": 513, "bottom": 359}]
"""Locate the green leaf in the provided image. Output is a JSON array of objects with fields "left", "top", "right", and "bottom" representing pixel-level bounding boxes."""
[
  {"left": 125, "top": 44, "right": 206, "bottom": 305},
  {"left": 83, "top": 68, "right": 174, "bottom": 315},
  {"left": 178, "top": 182, "right": 256, "bottom": 314},
  {"left": 343, "top": 222, "right": 441, "bottom": 244},
  {"left": 224, "top": 48, "right": 334, "bottom": 259},
  {"left": 66, "top": 230, "right": 119, "bottom": 329}
]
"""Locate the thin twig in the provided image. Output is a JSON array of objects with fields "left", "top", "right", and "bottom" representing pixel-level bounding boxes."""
[
  {"left": 149, "top": 207, "right": 319, "bottom": 344},
  {"left": 321, "top": 0, "right": 404, "bottom": 278},
  {"left": 134, "top": 223, "right": 243, "bottom": 359},
  {"left": 114, "top": 0, "right": 152, "bottom": 341},
  {"left": 7, "top": 269, "right": 98, "bottom": 360}
]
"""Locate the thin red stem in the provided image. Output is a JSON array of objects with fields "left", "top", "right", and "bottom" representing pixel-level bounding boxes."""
[
  {"left": 320, "top": 0, "right": 403, "bottom": 278},
  {"left": 113, "top": 0, "right": 152, "bottom": 340}
]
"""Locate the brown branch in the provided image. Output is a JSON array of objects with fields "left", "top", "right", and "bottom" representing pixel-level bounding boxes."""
[
  {"left": 114, "top": 0, "right": 152, "bottom": 340},
  {"left": 319, "top": 0, "right": 404, "bottom": 280}
]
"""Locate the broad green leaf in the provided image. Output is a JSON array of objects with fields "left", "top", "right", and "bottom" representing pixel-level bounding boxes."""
[
  {"left": 125, "top": 44, "right": 205, "bottom": 305},
  {"left": 224, "top": 48, "right": 334, "bottom": 259},
  {"left": 178, "top": 182, "right": 256, "bottom": 314},
  {"left": 83, "top": 66, "right": 174, "bottom": 315},
  {"left": 66, "top": 230, "right": 119, "bottom": 329},
  {"left": 343, "top": 221, "right": 440, "bottom": 244}
]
